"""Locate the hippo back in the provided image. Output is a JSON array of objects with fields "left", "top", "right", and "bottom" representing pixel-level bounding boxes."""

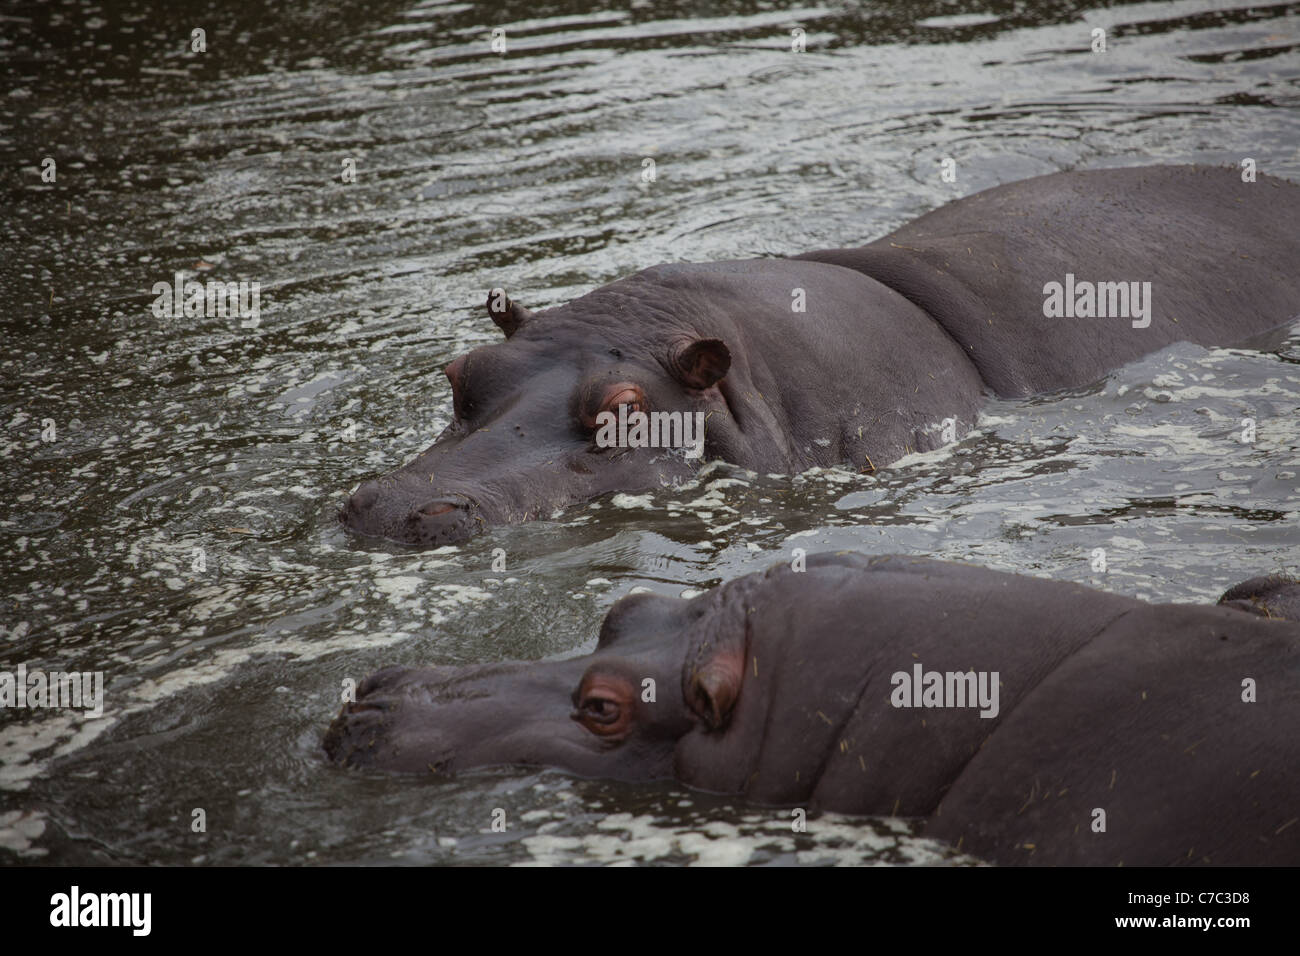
[{"left": 795, "top": 165, "right": 1300, "bottom": 396}]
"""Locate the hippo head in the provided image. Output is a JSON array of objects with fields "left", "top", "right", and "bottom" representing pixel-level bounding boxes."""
[
  {"left": 324, "top": 554, "right": 1000, "bottom": 807},
  {"left": 339, "top": 283, "right": 735, "bottom": 546},
  {"left": 323, "top": 587, "right": 747, "bottom": 781}
]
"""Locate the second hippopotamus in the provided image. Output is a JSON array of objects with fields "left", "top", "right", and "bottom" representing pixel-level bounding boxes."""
[
  {"left": 325, "top": 553, "right": 1300, "bottom": 866},
  {"left": 341, "top": 164, "right": 1300, "bottom": 545}
]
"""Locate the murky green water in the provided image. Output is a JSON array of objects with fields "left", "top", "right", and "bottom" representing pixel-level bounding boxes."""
[{"left": 2, "top": 0, "right": 1298, "bottom": 865}]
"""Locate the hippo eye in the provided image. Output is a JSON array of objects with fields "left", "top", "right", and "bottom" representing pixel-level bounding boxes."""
[
  {"left": 602, "top": 388, "right": 645, "bottom": 416},
  {"left": 579, "top": 695, "right": 621, "bottom": 726},
  {"left": 571, "top": 672, "right": 635, "bottom": 738},
  {"left": 579, "top": 381, "right": 650, "bottom": 432}
]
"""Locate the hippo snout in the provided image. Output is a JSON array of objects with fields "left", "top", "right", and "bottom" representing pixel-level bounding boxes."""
[
  {"left": 338, "top": 479, "right": 484, "bottom": 546},
  {"left": 324, "top": 666, "right": 457, "bottom": 771},
  {"left": 325, "top": 659, "right": 617, "bottom": 777},
  {"left": 322, "top": 697, "right": 387, "bottom": 767},
  {"left": 406, "top": 496, "right": 480, "bottom": 544},
  {"left": 337, "top": 479, "right": 385, "bottom": 533}
]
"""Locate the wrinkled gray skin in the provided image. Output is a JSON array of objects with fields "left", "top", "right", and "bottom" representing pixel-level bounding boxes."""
[
  {"left": 340, "top": 165, "right": 1300, "bottom": 545},
  {"left": 325, "top": 553, "right": 1300, "bottom": 866}
]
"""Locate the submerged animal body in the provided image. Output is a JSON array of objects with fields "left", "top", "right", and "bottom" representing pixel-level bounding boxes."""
[
  {"left": 340, "top": 165, "right": 1300, "bottom": 545},
  {"left": 325, "top": 553, "right": 1300, "bottom": 866}
]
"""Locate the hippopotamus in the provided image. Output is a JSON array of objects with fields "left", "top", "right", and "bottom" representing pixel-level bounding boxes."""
[
  {"left": 325, "top": 553, "right": 1300, "bottom": 866},
  {"left": 340, "top": 165, "right": 1300, "bottom": 545}
]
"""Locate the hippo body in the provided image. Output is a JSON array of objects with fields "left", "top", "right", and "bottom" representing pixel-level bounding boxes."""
[
  {"left": 325, "top": 554, "right": 1300, "bottom": 866},
  {"left": 342, "top": 165, "right": 1300, "bottom": 545},
  {"left": 795, "top": 164, "right": 1300, "bottom": 396}
]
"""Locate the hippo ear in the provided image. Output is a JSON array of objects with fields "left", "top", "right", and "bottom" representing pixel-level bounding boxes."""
[
  {"left": 687, "top": 644, "right": 744, "bottom": 730},
  {"left": 667, "top": 338, "right": 730, "bottom": 390},
  {"left": 486, "top": 288, "right": 533, "bottom": 338}
]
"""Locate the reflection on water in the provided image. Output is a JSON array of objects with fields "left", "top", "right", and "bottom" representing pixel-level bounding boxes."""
[{"left": 1, "top": 0, "right": 1298, "bottom": 864}]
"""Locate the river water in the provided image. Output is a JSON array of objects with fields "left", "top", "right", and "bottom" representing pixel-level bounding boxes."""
[{"left": 2, "top": 0, "right": 1298, "bottom": 865}]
